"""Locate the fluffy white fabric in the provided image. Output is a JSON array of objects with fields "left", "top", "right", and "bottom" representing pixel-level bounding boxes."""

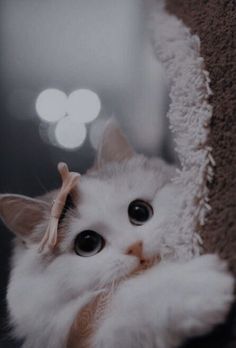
[{"left": 150, "top": 0, "right": 214, "bottom": 259}]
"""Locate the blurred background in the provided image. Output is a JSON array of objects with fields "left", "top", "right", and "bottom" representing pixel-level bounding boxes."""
[{"left": 0, "top": 0, "right": 174, "bottom": 346}]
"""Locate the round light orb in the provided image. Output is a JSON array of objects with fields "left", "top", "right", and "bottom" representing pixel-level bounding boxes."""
[
  {"left": 67, "top": 89, "right": 101, "bottom": 123},
  {"left": 36, "top": 89, "right": 67, "bottom": 122},
  {"left": 55, "top": 117, "right": 87, "bottom": 149}
]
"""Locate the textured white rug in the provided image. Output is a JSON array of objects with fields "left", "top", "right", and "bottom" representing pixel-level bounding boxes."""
[{"left": 150, "top": 1, "right": 214, "bottom": 260}]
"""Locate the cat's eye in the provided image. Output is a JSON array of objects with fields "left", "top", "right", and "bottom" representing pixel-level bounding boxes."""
[
  {"left": 74, "top": 230, "right": 105, "bottom": 257},
  {"left": 128, "top": 199, "right": 153, "bottom": 226}
]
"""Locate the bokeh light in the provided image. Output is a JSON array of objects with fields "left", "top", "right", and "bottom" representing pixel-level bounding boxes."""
[
  {"left": 36, "top": 88, "right": 102, "bottom": 150},
  {"left": 36, "top": 89, "right": 67, "bottom": 122},
  {"left": 55, "top": 117, "right": 87, "bottom": 149},
  {"left": 67, "top": 89, "right": 101, "bottom": 123}
]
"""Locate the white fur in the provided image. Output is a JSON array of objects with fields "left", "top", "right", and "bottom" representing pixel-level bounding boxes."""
[
  {"left": 92, "top": 255, "right": 234, "bottom": 348},
  {"left": 7, "top": 156, "right": 234, "bottom": 347}
]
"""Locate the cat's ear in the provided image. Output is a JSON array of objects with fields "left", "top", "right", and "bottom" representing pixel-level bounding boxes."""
[
  {"left": 0, "top": 194, "right": 50, "bottom": 242},
  {"left": 95, "top": 118, "right": 134, "bottom": 168}
]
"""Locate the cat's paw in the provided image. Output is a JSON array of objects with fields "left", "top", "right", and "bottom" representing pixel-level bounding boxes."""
[{"left": 178, "top": 254, "right": 234, "bottom": 337}]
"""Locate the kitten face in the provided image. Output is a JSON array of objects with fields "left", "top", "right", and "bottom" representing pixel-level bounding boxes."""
[{"left": 45, "top": 155, "right": 176, "bottom": 297}]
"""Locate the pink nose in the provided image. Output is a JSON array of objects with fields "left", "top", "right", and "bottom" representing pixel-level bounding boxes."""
[{"left": 126, "top": 241, "right": 143, "bottom": 260}]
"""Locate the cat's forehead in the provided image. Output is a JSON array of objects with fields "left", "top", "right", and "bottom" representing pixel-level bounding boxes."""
[{"left": 78, "top": 156, "right": 175, "bottom": 206}]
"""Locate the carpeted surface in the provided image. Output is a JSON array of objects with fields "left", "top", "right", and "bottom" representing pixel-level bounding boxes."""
[{"left": 165, "top": 1, "right": 236, "bottom": 347}]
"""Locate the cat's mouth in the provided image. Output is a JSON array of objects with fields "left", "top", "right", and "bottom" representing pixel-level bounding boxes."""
[
  {"left": 129, "top": 254, "right": 161, "bottom": 277},
  {"left": 124, "top": 241, "right": 161, "bottom": 278}
]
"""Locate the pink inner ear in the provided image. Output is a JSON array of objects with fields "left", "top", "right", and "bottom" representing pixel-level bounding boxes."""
[
  {"left": 38, "top": 162, "right": 80, "bottom": 253},
  {"left": 0, "top": 194, "right": 50, "bottom": 241},
  {"left": 96, "top": 119, "right": 134, "bottom": 168},
  {"left": 15, "top": 205, "right": 47, "bottom": 239}
]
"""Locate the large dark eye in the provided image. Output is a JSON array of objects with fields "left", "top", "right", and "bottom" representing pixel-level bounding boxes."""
[
  {"left": 128, "top": 199, "right": 153, "bottom": 226},
  {"left": 74, "top": 230, "right": 105, "bottom": 257}
]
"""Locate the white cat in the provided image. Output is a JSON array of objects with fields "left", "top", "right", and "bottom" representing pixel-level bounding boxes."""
[{"left": 0, "top": 121, "right": 234, "bottom": 348}]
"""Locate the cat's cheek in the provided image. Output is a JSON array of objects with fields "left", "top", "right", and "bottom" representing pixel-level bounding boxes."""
[
  {"left": 119, "top": 255, "right": 140, "bottom": 277},
  {"left": 141, "top": 233, "right": 162, "bottom": 259}
]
